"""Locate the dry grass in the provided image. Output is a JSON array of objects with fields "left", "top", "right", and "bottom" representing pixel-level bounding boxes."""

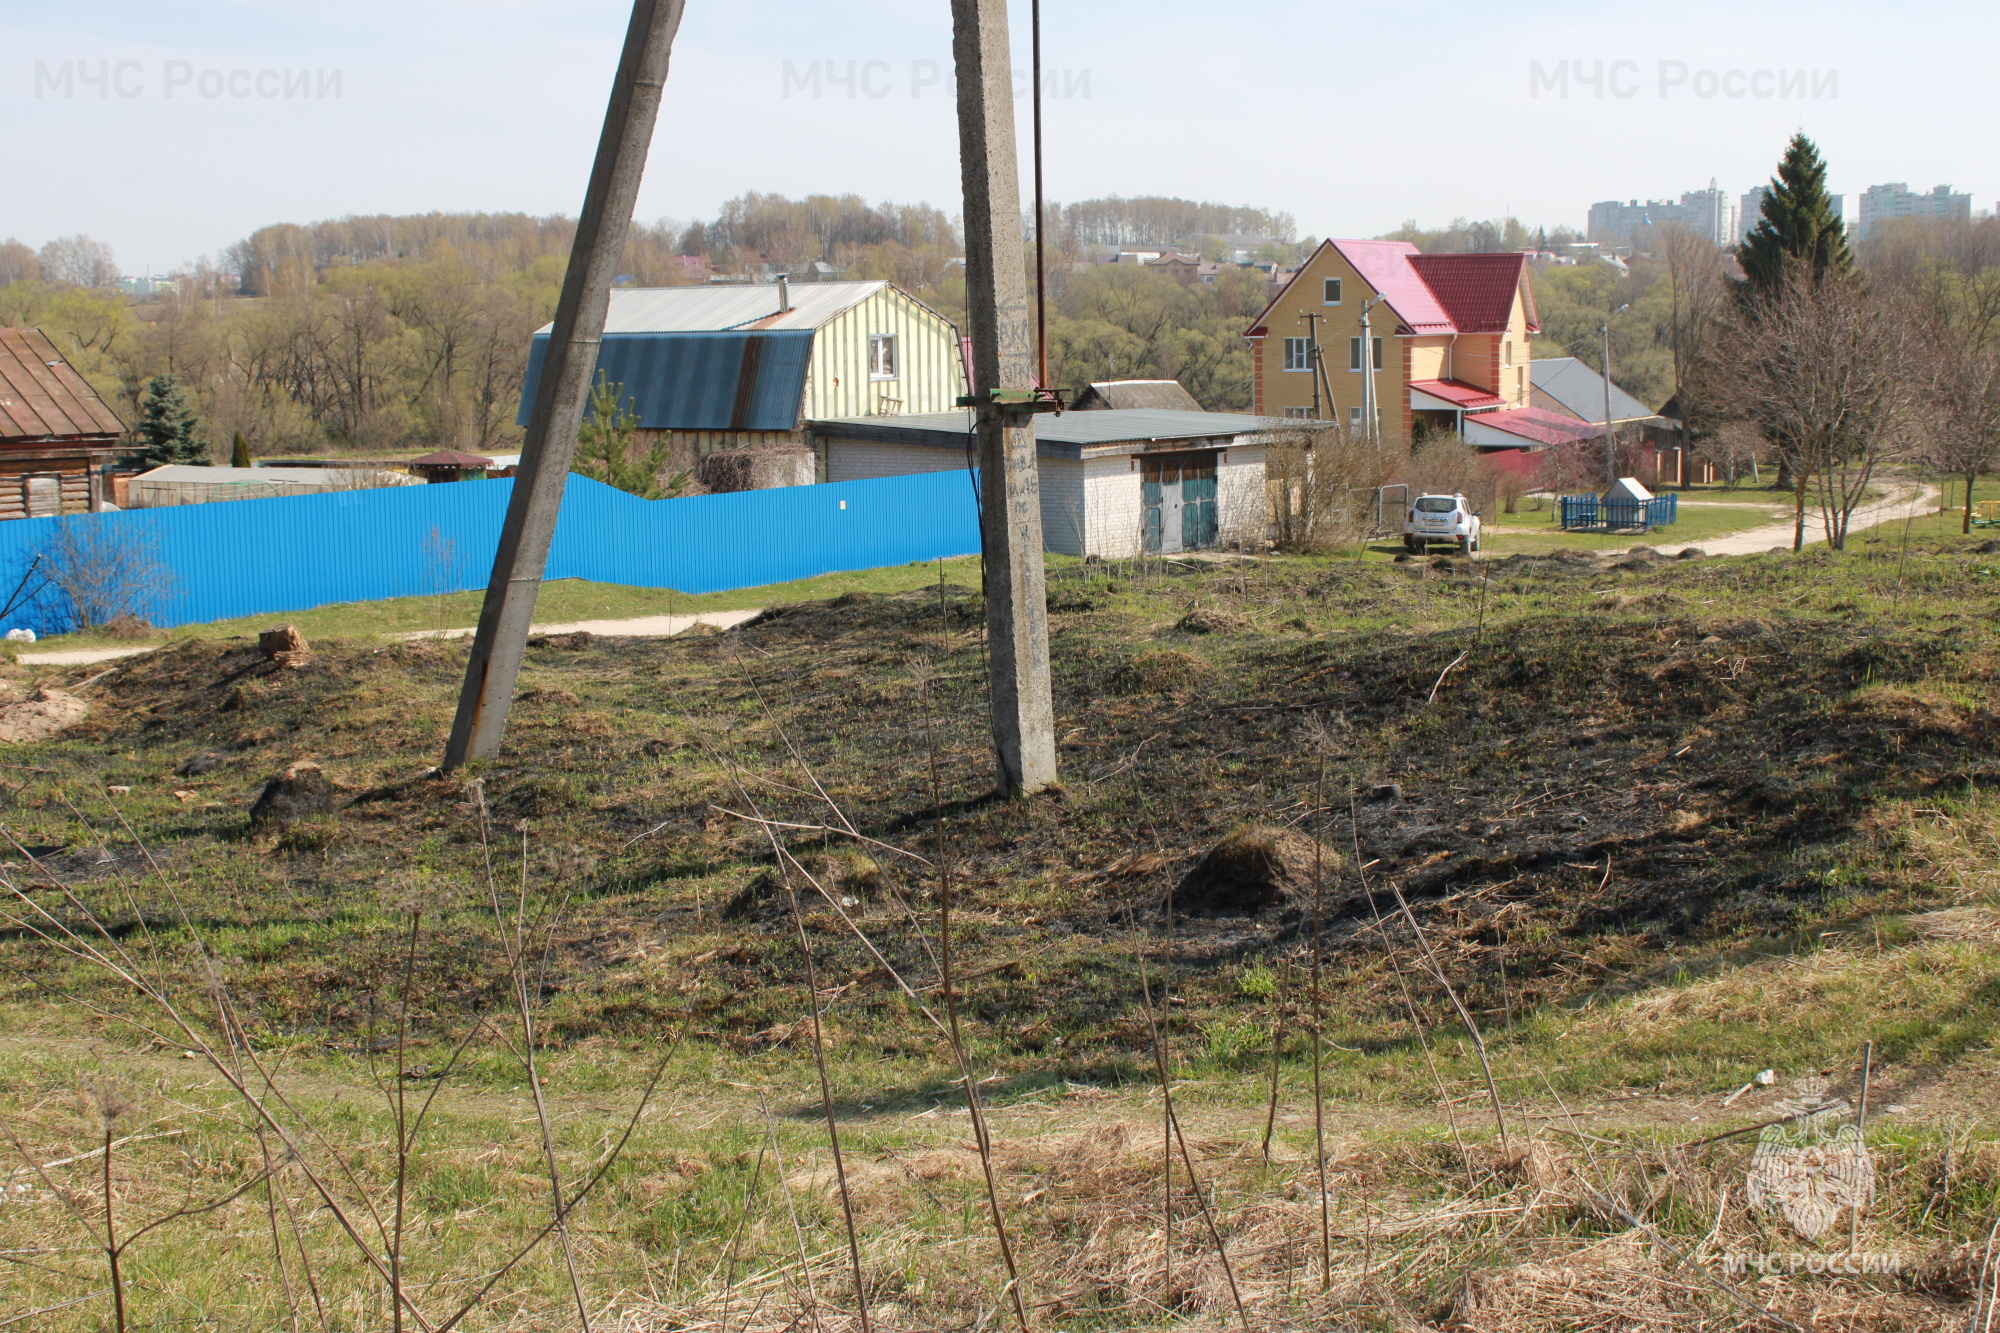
[{"left": 7, "top": 538, "right": 2000, "bottom": 1328}]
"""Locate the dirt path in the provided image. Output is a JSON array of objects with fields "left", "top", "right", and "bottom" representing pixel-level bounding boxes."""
[
  {"left": 390, "top": 608, "right": 763, "bottom": 642},
  {"left": 1629, "top": 482, "right": 1939, "bottom": 557},
  {"left": 15, "top": 608, "right": 766, "bottom": 668}
]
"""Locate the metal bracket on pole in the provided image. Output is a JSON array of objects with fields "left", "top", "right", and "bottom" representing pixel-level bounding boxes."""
[
  {"left": 442, "top": 0, "right": 686, "bottom": 770},
  {"left": 952, "top": 0, "right": 1059, "bottom": 798},
  {"left": 955, "top": 387, "right": 1069, "bottom": 414}
]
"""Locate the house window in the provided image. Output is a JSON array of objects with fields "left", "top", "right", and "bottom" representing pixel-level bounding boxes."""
[
  {"left": 1323, "top": 277, "right": 1343, "bottom": 305},
  {"left": 1348, "top": 336, "right": 1383, "bottom": 371},
  {"left": 1282, "top": 405, "right": 1316, "bottom": 419},
  {"left": 868, "top": 334, "right": 898, "bottom": 380},
  {"left": 1504, "top": 340, "right": 1513, "bottom": 367},
  {"left": 1348, "top": 407, "right": 1364, "bottom": 434},
  {"left": 1282, "top": 337, "right": 1313, "bottom": 371},
  {"left": 24, "top": 475, "right": 60, "bottom": 518}
]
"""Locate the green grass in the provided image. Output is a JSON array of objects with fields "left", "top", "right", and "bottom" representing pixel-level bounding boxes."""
[{"left": 30, "top": 556, "right": 991, "bottom": 653}]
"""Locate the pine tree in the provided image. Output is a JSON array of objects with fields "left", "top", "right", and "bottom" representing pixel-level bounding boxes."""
[
  {"left": 572, "top": 373, "right": 688, "bottom": 499},
  {"left": 1739, "top": 133, "right": 1852, "bottom": 297},
  {"left": 134, "top": 375, "right": 209, "bottom": 467},
  {"left": 230, "top": 431, "right": 252, "bottom": 468}
]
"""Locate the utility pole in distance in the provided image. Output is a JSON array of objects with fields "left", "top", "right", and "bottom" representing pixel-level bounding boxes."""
[
  {"left": 1300, "top": 310, "right": 1324, "bottom": 419},
  {"left": 1600, "top": 303, "right": 1628, "bottom": 494},
  {"left": 443, "top": 0, "right": 686, "bottom": 769},
  {"left": 1359, "top": 295, "right": 1386, "bottom": 447},
  {"left": 951, "top": 0, "right": 1058, "bottom": 797},
  {"left": 1600, "top": 320, "right": 1616, "bottom": 493}
]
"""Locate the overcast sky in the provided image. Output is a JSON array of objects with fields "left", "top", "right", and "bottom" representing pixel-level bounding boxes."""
[{"left": 4, "top": 0, "right": 1991, "bottom": 273}]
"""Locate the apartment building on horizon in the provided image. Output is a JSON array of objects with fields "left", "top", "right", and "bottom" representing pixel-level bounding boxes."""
[
  {"left": 1587, "top": 182, "right": 1737, "bottom": 250},
  {"left": 1853, "top": 183, "right": 1973, "bottom": 241}
]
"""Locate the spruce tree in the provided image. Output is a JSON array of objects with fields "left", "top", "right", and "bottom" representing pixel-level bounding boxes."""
[
  {"left": 134, "top": 375, "right": 209, "bottom": 467},
  {"left": 230, "top": 431, "right": 252, "bottom": 468},
  {"left": 1739, "top": 133, "right": 1852, "bottom": 296}
]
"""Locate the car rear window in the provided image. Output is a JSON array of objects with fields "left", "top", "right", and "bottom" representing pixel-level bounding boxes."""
[{"left": 1415, "top": 497, "right": 1456, "bottom": 512}]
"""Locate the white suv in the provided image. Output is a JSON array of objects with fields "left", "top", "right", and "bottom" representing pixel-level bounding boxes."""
[{"left": 1403, "top": 493, "right": 1481, "bottom": 554}]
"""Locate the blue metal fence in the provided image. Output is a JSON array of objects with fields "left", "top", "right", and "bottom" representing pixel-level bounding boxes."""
[
  {"left": 1559, "top": 493, "right": 1679, "bottom": 532},
  {"left": 0, "top": 471, "right": 983, "bottom": 634}
]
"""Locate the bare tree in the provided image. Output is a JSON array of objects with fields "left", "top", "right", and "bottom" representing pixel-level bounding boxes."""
[
  {"left": 41, "top": 518, "right": 178, "bottom": 630},
  {"left": 1717, "top": 272, "right": 1916, "bottom": 550},
  {"left": 1659, "top": 224, "right": 1733, "bottom": 484},
  {"left": 1265, "top": 426, "right": 1399, "bottom": 551},
  {"left": 38, "top": 234, "right": 120, "bottom": 289},
  {"left": 1868, "top": 217, "right": 2000, "bottom": 532},
  {"left": 0, "top": 238, "right": 38, "bottom": 285},
  {"left": 1919, "top": 334, "right": 2000, "bottom": 532}
]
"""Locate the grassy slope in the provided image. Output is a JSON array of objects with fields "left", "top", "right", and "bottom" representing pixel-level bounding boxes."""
[{"left": 4, "top": 530, "right": 2000, "bottom": 1329}]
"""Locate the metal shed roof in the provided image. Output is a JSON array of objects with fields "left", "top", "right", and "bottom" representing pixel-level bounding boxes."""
[
  {"left": 518, "top": 330, "right": 815, "bottom": 432},
  {"left": 533, "top": 281, "right": 888, "bottom": 335},
  {"left": 1072, "top": 379, "right": 1205, "bottom": 411},
  {"left": 810, "top": 407, "right": 1278, "bottom": 459},
  {"left": 1530, "top": 356, "right": 1659, "bottom": 423},
  {"left": 0, "top": 328, "right": 126, "bottom": 441}
]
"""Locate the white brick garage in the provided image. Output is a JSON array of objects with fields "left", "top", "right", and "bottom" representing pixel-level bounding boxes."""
[{"left": 809, "top": 408, "right": 1277, "bottom": 559}]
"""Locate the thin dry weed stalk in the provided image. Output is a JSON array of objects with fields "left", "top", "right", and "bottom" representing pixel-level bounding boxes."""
[
  {"left": 2, "top": 794, "right": 676, "bottom": 1333},
  {"left": 1344, "top": 797, "right": 1472, "bottom": 1181},
  {"left": 470, "top": 787, "right": 594, "bottom": 1333},
  {"left": 1301, "top": 715, "right": 1334, "bottom": 1291},
  {"left": 920, "top": 662, "right": 1032, "bottom": 1333}
]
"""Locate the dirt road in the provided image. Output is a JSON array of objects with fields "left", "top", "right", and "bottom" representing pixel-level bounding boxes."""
[
  {"left": 1633, "top": 482, "right": 1940, "bottom": 557},
  {"left": 15, "top": 608, "right": 765, "bottom": 667}
]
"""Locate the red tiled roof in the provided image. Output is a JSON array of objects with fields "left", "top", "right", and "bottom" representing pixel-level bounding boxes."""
[
  {"left": 1408, "top": 378, "right": 1505, "bottom": 410},
  {"left": 1465, "top": 406, "right": 1603, "bottom": 448},
  {"left": 1408, "top": 253, "right": 1536, "bottom": 333},
  {"left": 0, "top": 328, "right": 126, "bottom": 442}
]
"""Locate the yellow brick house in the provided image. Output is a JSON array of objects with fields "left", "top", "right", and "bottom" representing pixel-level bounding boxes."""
[{"left": 1243, "top": 240, "right": 1545, "bottom": 446}]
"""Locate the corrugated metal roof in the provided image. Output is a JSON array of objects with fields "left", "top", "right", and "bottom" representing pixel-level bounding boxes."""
[
  {"left": 1464, "top": 406, "right": 1606, "bottom": 449},
  {"left": 519, "top": 330, "right": 814, "bottom": 432},
  {"left": 1409, "top": 378, "right": 1506, "bottom": 410},
  {"left": 812, "top": 407, "right": 1273, "bottom": 446},
  {"left": 0, "top": 328, "right": 127, "bottom": 441},
  {"left": 533, "top": 281, "right": 888, "bottom": 335},
  {"left": 1408, "top": 254, "right": 1532, "bottom": 333},
  {"left": 138, "top": 465, "right": 417, "bottom": 486},
  {"left": 1074, "top": 380, "right": 1204, "bottom": 411},
  {"left": 1530, "top": 357, "right": 1659, "bottom": 423}
]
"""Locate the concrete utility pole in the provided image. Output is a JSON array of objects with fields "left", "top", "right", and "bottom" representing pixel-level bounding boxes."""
[
  {"left": 951, "top": 0, "right": 1058, "bottom": 797},
  {"left": 1359, "top": 295, "right": 1386, "bottom": 446},
  {"left": 1300, "top": 310, "right": 1324, "bottom": 419},
  {"left": 443, "top": 0, "right": 685, "bottom": 769},
  {"left": 1600, "top": 304, "right": 1629, "bottom": 494},
  {"left": 1600, "top": 321, "right": 1615, "bottom": 492}
]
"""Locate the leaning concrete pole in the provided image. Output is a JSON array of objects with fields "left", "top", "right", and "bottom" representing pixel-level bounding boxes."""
[
  {"left": 444, "top": 0, "right": 685, "bottom": 768},
  {"left": 951, "top": 0, "right": 1059, "bottom": 796}
]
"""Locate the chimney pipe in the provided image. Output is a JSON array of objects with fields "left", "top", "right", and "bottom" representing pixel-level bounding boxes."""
[{"left": 776, "top": 273, "right": 790, "bottom": 314}]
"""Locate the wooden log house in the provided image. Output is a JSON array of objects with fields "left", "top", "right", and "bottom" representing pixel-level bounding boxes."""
[{"left": 0, "top": 328, "right": 126, "bottom": 518}]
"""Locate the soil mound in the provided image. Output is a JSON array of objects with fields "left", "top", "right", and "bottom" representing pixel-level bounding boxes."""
[
  {"left": 722, "top": 850, "right": 887, "bottom": 927},
  {"left": 250, "top": 761, "right": 334, "bottom": 827},
  {"left": 1175, "top": 824, "right": 1342, "bottom": 917},
  {"left": 1175, "top": 607, "right": 1252, "bottom": 635},
  {"left": 0, "top": 688, "right": 88, "bottom": 744}
]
